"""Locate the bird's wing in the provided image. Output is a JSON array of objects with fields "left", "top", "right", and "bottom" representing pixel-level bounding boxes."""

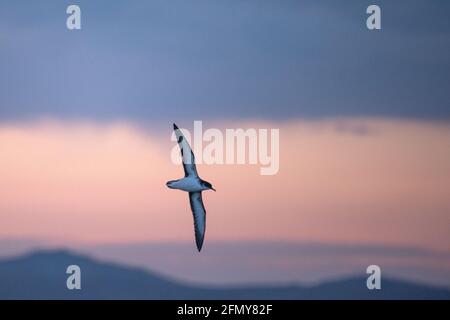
[
  {"left": 173, "top": 123, "right": 198, "bottom": 178},
  {"left": 189, "top": 192, "right": 206, "bottom": 252}
]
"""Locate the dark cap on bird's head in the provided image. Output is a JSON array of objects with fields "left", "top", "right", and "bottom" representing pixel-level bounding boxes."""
[{"left": 202, "top": 180, "right": 216, "bottom": 192}]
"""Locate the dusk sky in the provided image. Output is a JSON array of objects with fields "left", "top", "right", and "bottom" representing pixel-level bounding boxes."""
[
  {"left": 1, "top": 0, "right": 449, "bottom": 121},
  {"left": 0, "top": 1, "right": 449, "bottom": 286},
  {"left": 1, "top": 119, "right": 449, "bottom": 252}
]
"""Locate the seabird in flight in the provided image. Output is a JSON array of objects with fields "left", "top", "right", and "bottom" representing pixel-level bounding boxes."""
[{"left": 166, "top": 123, "right": 216, "bottom": 252}]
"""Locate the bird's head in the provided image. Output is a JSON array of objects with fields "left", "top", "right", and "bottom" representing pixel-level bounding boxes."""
[{"left": 202, "top": 180, "right": 216, "bottom": 192}]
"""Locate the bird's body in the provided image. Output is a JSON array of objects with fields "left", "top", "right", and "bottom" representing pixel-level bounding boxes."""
[
  {"left": 166, "top": 123, "right": 215, "bottom": 252},
  {"left": 167, "top": 177, "right": 209, "bottom": 193}
]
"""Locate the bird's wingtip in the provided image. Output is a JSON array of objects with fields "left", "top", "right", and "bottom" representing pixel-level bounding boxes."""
[{"left": 173, "top": 123, "right": 179, "bottom": 130}]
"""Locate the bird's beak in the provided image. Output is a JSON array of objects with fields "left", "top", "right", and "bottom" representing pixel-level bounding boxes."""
[{"left": 211, "top": 187, "right": 216, "bottom": 192}]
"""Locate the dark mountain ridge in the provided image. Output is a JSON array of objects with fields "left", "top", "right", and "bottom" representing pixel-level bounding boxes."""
[{"left": 0, "top": 250, "right": 448, "bottom": 300}]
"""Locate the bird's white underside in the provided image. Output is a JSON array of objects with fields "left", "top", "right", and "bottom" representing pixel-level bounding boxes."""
[{"left": 170, "top": 177, "right": 206, "bottom": 193}]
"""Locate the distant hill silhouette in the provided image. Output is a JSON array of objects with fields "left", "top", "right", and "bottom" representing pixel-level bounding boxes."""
[{"left": 0, "top": 250, "right": 449, "bottom": 299}]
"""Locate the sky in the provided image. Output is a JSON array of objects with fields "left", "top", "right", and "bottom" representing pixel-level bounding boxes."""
[
  {"left": 0, "top": 0, "right": 449, "bottom": 121},
  {"left": 0, "top": 118, "right": 449, "bottom": 251},
  {"left": 0, "top": 1, "right": 449, "bottom": 285}
]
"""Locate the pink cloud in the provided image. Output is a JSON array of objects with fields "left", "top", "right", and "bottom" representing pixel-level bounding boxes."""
[{"left": 0, "top": 119, "right": 449, "bottom": 251}]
